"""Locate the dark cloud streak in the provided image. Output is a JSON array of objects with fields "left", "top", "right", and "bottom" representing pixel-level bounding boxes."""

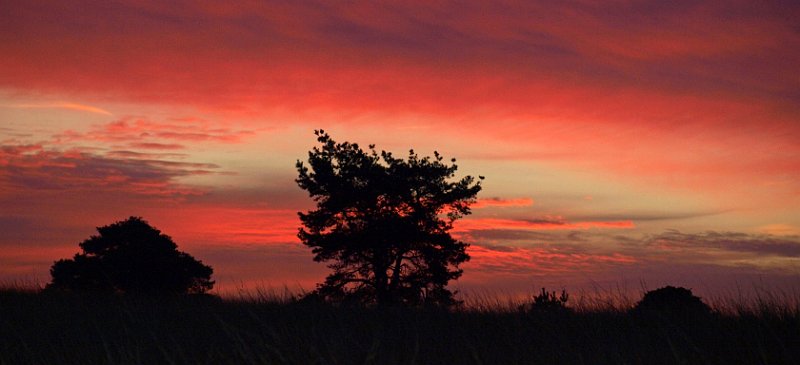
[
  {"left": 646, "top": 230, "right": 800, "bottom": 258},
  {"left": 1, "top": 141, "right": 219, "bottom": 196},
  {"left": 570, "top": 210, "right": 728, "bottom": 222}
]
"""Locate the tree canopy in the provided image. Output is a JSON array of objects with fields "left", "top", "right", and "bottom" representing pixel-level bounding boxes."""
[
  {"left": 296, "top": 130, "right": 482, "bottom": 306},
  {"left": 47, "top": 216, "right": 214, "bottom": 294}
]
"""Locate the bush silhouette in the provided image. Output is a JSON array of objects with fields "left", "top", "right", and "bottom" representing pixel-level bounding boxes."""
[
  {"left": 633, "top": 286, "right": 711, "bottom": 316},
  {"left": 47, "top": 217, "right": 214, "bottom": 294}
]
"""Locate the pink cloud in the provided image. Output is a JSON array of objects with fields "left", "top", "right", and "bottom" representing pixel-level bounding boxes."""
[
  {"left": 463, "top": 244, "right": 636, "bottom": 279},
  {"left": 0, "top": 1, "right": 796, "bottom": 122},
  {"left": 55, "top": 117, "right": 256, "bottom": 146},
  {"left": 1, "top": 1, "right": 796, "bottom": 202}
]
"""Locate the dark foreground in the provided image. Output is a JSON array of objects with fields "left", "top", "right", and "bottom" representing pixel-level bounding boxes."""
[{"left": 1, "top": 289, "right": 798, "bottom": 365}]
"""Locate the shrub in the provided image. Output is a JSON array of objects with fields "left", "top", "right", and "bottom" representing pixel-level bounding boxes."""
[
  {"left": 47, "top": 217, "right": 214, "bottom": 294},
  {"left": 633, "top": 286, "right": 711, "bottom": 316},
  {"left": 522, "top": 287, "right": 572, "bottom": 314}
]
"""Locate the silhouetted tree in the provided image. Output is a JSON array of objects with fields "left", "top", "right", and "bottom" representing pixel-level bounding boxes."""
[
  {"left": 47, "top": 217, "right": 214, "bottom": 294},
  {"left": 296, "top": 130, "right": 482, "bottom": 306}
]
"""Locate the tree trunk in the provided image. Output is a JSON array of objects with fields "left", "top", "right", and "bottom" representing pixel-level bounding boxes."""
[
  {"left": 372, "top": 249, "right": 390, "bottom": 305},
  {"left": 390, "top": 253, "right": 403, "bottom": 291},
  {"left": 385, "top": 249, "right": 406, "bottom": 305}
]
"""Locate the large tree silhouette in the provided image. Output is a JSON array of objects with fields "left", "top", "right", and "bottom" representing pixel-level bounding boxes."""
[
  {"left": 48, "top": 217, "right": 214, "bottom": 294},
  {"left": 296, "top": 130, "right": 482, "bottom": 306}
]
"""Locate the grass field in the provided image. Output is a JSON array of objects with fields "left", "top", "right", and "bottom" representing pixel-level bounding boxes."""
[{"left": 1, "top": 287, "right": 798, "bottom": 364}]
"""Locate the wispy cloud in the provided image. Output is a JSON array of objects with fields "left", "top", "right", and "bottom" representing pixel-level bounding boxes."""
[
  {"left": 465, "top": 243, "right": 636, "bottom": 277},
  {"left": 6, "top": 102, "right": 112, "bottom": 115},
  {"left": 460, "top": 229, "right": 588, "bottom": 245},
  {"left": 643, "top": 230, "right": 800, "bottom": 258},
  {"left": 456, "top": 217, "right": 634, "bottom": 232},
  {"left": 473, "top": 197, "right": 534, "bottom": 209},
  {"left": 0, "top": 141, "right": 218, "bottom": 197},
  {"left": 130, "top": 142, "right": 186, "bottom": 150},
  {"left": 570, "top": 210, "right": 727, "bottom": 223},
  {"left": 54, "top": 117, "right": 256, "bottom": 146}
]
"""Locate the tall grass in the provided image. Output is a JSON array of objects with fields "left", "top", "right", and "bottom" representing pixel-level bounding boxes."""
[{"left": 0, "top": 285, "right": 798, "bottom": 364}]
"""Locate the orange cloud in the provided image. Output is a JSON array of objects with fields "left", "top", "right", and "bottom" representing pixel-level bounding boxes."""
[
  {"left": 153, "top": 206, "right": 301, "bottom": 246},
  {"left": 473, "top": 197, "right": 534, "bottom": 209},
  {"left": 6, "top": 102, "right": 112, "bottom": 115}
]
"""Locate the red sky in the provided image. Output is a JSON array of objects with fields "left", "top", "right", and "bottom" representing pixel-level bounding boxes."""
[{"left": 1, "top": 1, "right": 799, "bottom": 297}]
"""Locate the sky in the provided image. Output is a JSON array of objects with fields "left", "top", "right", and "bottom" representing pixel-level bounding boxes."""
[{"left": 1, "top": 1, "right": 799, "bottom": 299}]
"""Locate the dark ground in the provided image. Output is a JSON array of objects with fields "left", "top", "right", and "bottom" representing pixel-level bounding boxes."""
[{"left": 0, "top": 289, "right": 798, "bottom": 364}]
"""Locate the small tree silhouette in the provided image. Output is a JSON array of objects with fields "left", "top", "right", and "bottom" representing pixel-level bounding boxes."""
[
  {"left": 522, "top": 287, "right": 572, "bottom": 314},
  {"left": 633, "top": 286, "right": 711, "bottom": 316},
  {"left": 47, "top": 217, "right": 214, "bottom": 294}
]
